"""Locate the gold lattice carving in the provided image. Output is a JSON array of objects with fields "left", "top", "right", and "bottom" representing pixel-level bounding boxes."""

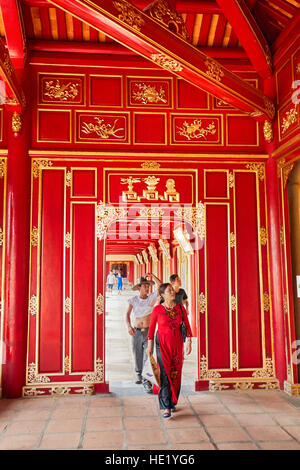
[
  {"left": 260, "top": 227, "right": 268, "bottom": 246},
  {"left": 263, "top": 292, "right": 270, "bottom": 312},
  {"left": 0, "top": 228, "right": 3, "bottom": 246},
  {"left": 198, "top": 293, "right": 206, "bottom": 314},
  {"left": 176, "top": 119, "right": 216, "bottom": 140},
  {"left": 232, "top": 353, "right": 238, "bottom": 370},
  {"left": 141, "top": 161, "right": 161, "bottom": 170},
  {"left": 199, "top": 355, "right": 221, "bottom": 379},
  {"left": 151, "top": 53, "right": 183, "bottom": 72},
  {"left": 246, "top": 163, "right": 265, "bottom": 181},
  {"left": 44, "top": 80, "right": 79, "bottom": 101},
  {"left": 27, "top": 363, "right": 50, "bottom": 384},
  {"left": 12, "top": 112, "right": 22, "bottom": 133},
  {"left": 280, "top": 226, "right": 285, "bottom": 245},
  {"left": 281, "top": 106, "right": 298, "bottom": 135},
  {"left": 231, "top": 295, "right": 237, "bottom": 311},
  {"left": 264, "top": 96, "right": 275, "bottom": 120},
  {"left": 228, "top": 172, "right": 234, "bottom": 189},
  {"left": 50, "top": 386, "right": 71, "bottom": 396},
  {"left": 64, "top": 356, "right": 70, "bottom": 374},
  {"left": 65, "top": 232, "right": 71, "bottom": 248},
  {"left": 31, "top": 227, "right": 39, "bottom": 247},
  {"left": 234, "top": 382, "right": 254, "bottom": 392},
  {"left": 283, "top": 294, "right": 288, "bottom": 314},
  {"left": 96, "top": 294, "right": 104, "bottom": 316},
  {"left": 66, "top": 171, "right": 72, "bottom": 187},
  {"left": 64, "top": 297, "right": 71, "bottom": 314},
  {"left": 252, "top": 357, "right": 274, "bottom": 378},
  {"left": 97, "top": 201, "right": 128, "bottom": 241},
  {"left": 29, "top": 295, "right": 38, "bottom": 316},
  {"left": 81, "top": 358, "right": 104, "bottom": 383},
  {"left": 113, "top": 1, "right": 145, "bottom": 30},
  {"left": 263, "top": 120, "right": 273, "bottom": 142},
  {"left": 0, "top": 159, "right": 6, "bottom": 178},
  {"left": 230, "top": 233, "right": 236, "bottom": 248},
  {"left": 32, "top": 160, "right": 53, "bottom": 178}
]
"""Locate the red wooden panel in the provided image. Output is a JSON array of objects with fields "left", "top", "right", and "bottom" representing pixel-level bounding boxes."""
[
  {"left": 39, "top": 169, "right": 65, "bottom": 373},
  {"left": 235, "top": 172, "right": 263, "bottom": 369},
  {"left": 72, "top": 203, "right": 95, "bottom": 372},
  {"left": 206, "top": 204, "right": 230, "bottom": 369},
  {"left": 177, "top": 79, "right": 208, "bottom": 109},
  {"left": 72, "top": 169, "right": 96, "bottom": 198},
  {"left": 205, "top": 170, "right": 228, "bottom": 198},
  {"left": 134, "top": 113, "right": 166, "bottom": 144},
  {"left": 276, "top": 60, "right": 293, "bottom": 106},
  {"left": 227, "top": 116, "right": 259, "bottom": 146},
  {"left": 38, "top": 110, "right": 71, "bottom": 142},
  {"left": 90, "top": 76, "right": 122, "bottom": 107}
]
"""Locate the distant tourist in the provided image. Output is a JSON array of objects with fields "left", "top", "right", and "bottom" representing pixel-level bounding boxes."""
[
  {"left": 107, "top": 270, "right": 115, "bottom": 294},
  {"left": 117, "top": 272, "right": 123, "bottom": 295},
  {"left": 170, "top": 274, "right": 189, "bottom": 314}
]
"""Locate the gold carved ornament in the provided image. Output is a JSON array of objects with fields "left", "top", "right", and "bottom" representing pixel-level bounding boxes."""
[
  {"left": 263, "top": 292, "right": 270, "bottom": 312},
  {"left": 281, "top": 106, "right": 298, "bottom": 135},
  {"left": 64, "top": 297, "right": 71, "bottom": 314},
  {"left": 282, "top": 162, "right": 295, "bottom": 188},
  {"left": 199, "top": 355, "right": 221, "bottom": 379},
  {"left": 176, "top": 119, "right": 216, "bottom": 141},
  {"left": 32, "top": 160, "right": 53, "bottom": 178},
  {"left": 81, "top": 117, "right": 125, "bottom": 140},
  {"left": 12, "top": 112, "right": 22, "bottom": 133},
  {"left": 198, "top": 293, "right": 206, "bottom": 314},
  {"left": 121, "top": 176, "right": 180, "bottom": 203},
  {"left": 260, "top": 227, "right": 268, "bottom": 246},
  {"left": 64, "top": 356, "right": 70, "bottom": 374},
  {"left": 147, "top": 0, "right": 189, "bottom": 41},
  {"left": 0, "top": 228, "right": 3, "bottom": 246},
  {"left": 246, "top": 163, "right": 265, "bottom": 181},
  {"left": 96, "top": 294, "right": 104, "bottom": 315},
  {"left": 96, "top": 201, "right": 128, "bottom": 241},
  {"left": 28, "top": 295, "right": 38, "bottom": 316},
  {"left": 81, "top": 358, "right": 104, "bottom": 383},
  {"left": 31, "top": 227, "right": 39, "bottom": 247},
  {"left": 205, "top": 59, "right": 224, "bottom": 82},
  {"left": 175, "top": 203, "right": 205, "bottom": 240},
  {"left": 66, "top": 171, "right": 72, "bottom": 187},
  {"left": 252, "top": 357, "right": 274, "bottom": 378},
  {"left": 141, "top": 161, "right": 161, "bottom": 170},
  {"left": 44, "top": 80, "right": 79, "bottom": 101},
  {"left": 0, "top": 159, "right": 6, "bottom": 178},
  {"left": 65, "top": 232, "right": 71, "bottom": 248},
  {"left": 263, "top": 120, "right": 273, "bottom": 142},
  {"left": 151, "top": 53, "right": 183, "bottom": 72},
  {"left": 132, "top": 83, "right": 167, "bottom": 104},
  {"left": 27, "top": 363, "right": 50, "bottom": 384},
  {"left": 113, "top": 1, "right": 145, "bottom": 31},
  {"left": 230, "top": 233, "right": 236, "bottom": 248},
  {"left": 263, "top": 96, "right": 276, "bottom": 121}
]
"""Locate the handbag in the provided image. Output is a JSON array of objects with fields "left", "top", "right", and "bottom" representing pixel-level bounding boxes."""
[{"left": 179, "top": 304, "right": 187, "bottom": 342}]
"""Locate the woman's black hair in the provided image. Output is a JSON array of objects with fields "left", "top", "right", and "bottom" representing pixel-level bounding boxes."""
[
  {"left": 170, "top": 274, "right": 179, "bottom": 283},
  {"left": 159, "top": 282, "right": 172, "bottom": 303}
]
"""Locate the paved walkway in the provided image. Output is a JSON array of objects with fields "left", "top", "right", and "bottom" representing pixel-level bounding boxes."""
[{"left": 0, "top": 290, "right": 299, "bottom": 450}]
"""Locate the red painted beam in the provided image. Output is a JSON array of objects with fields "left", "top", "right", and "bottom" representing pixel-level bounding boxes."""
[
  {"left": 46, "top": 0, "right": 275, "bottom": 121},
  {"left": 0, "top": 0, "right": 26, "bottom": 68},
  {"left": 216, "top": 0, "right": 273, "bottom": 79}
]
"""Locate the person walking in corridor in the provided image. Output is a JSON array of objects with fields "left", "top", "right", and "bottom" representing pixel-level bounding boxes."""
[
  {"left": 117, "top": 272, "right": 123, "bottom": 295},
  {"left": 146, "top": 283, "right": 192, "bottom": 418},
  {"left": 125, "top": 273, "right": 161, "bottom": 393},
  {"left": 170, "top": 274, "right": 189, "bottom": 314}
]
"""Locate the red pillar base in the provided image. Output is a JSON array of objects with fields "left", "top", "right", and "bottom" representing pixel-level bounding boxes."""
[
  {"left": 94, "top": 382, "right": 110, "bottom": 394},
  {"left": 194, "top": 380, "right": 209, "bottom": 391}
]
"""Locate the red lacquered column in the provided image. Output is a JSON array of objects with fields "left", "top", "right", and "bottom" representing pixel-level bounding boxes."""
[
  {"left": 2, "top": 68, "right": 31, "bottom": 397},
  {"left": 266, "top": 155, "right": 287, "bottom": 388}
]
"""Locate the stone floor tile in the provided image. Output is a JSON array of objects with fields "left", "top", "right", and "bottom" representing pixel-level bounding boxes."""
[
  {"left": 51, "top": 407, "right": 86, "bottom": 420},
  {"left": 13, "top": 409, "right": 51, "bottom": 421},
  {"left": 125, "top": 428, "right": 167, "bottom": 446},
  {"left": 124, "top": 416, "right": 161, "bottom": 430},
  {"left": 81, "top": 431, "right": 123, "bottom": 449},
  {"left": 123, "top": 404, "right": 158, "bottom": 416},
  {"left": 171, "top": 443, "right": 215, "bottom": 450},
  {"left": 38, "top": 432, "right": 81, "bottom": 449},
  {"left": 271, "top": 414, "right": 300, "bottom": 426},
  {"left": 85, "top": 416, "right": 123, "bottom": 432},
  {"left": 245, "top": 425, "right": 293, "bottom": 441},
  {"left": 206, "top": 426, "right": 251, "bottom": 443},
  {"left": 235, "top": 413, "right": 276, "bottom": 426},
  {"left": 89, "top": 397, "right": 121, "bottom": 407},
  {"left": 282, "top": 426, "right": 300, "bottom": 441},
  {"left": 0, "top": 433, "right": 40, "bottom": 450},
  {"left": 192, "top": 404, "right": 230, "bottom": 415},
  {"left": 199, "top": 414, "right": 238, "bottom": 427},
  {"left": 127, "top": 445, "right": 170, "bottom": 450},
  {"left": 87, "top": 406, "right": 122, "bottom": 418},
  {"left": 163, "top": 414, "right": 202, "bottom": 428},
  {"left": 217, "top": 442, "right": 258, "bottom": 450},
  {"left": 45, "top": 418, "right": 83, "bottom": 433},
  {"left": 166, "top": 427, "right": 210, "bottom": 444},
  {"left": 259, "top": 441, "right": 300, "bottom": 450},
  {"left": 225, "top": 403, "right": 265, "bottom": 414},
  {"left": 5, "top": 419, "right": 46, "bottom": 435}
]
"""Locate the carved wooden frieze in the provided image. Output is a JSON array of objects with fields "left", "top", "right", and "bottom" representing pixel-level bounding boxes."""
[
  {"left": 76, "top": 112, "right": 129, "bottom": 143},
  {"left": 39, "top": 74, "right": 85, "bottom": 105}
]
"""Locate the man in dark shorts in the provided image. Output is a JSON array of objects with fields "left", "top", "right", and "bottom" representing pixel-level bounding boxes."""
[{"left": 170, "top": 274, "right": 189, "bottom": 314}]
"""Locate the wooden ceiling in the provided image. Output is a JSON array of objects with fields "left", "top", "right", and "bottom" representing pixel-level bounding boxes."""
[{"left": 1, "top": 0, "right": 299, "bottom": 51}]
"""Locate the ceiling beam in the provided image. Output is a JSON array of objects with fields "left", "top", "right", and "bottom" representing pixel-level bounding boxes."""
[
  {"left": 46, "top": 0, "right": 275, "bottom": 121},
  {"left": 215, "top": 0, "right": 273, "bottom": 79},
  {"left": 0, "top": 0, "right": 27, "bottom": 68},
  {"left": 0, "top": 37, "right": 26, "bottom": 111}
]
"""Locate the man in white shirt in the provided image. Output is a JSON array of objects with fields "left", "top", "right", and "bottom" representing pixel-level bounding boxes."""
[
  {"left": 126, "top": 273, "right": 161, "bottom": 392},
  {"left": 107, "top": 270, "right": 115, "bottom": 294}
]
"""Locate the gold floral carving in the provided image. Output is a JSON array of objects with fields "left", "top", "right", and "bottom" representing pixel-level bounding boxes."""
[
  {"left": 176, "top": 119, "right": 216, "bottom": 141},
  {"left": 258, "top": 382, "right": 279, "bottom": 390},
  {"left": 231, "top": 295, "right": 237, "bottom": 311},
  {"left": 27, "top": 363, "right": 50, "bottom": 384},
  {"left": 198, "top": 293, "right": 206, "bottom": 314},
  {"left": 234, "top": 382, "right": 254, "bottom": 392},
  {"left": 65, "top": 232, "right": 71, "bottom": 248},
  {"left": 44, "top": 80, "right": 79, "bottom": 101},
  {"left": 0, "top": 228, "right": 3, "bottom": 246},
  {"left": 96, "top": 294, "right": 104, "bottom": 316},
  {"left": 263, "top": 120, "right": 273, "bottom": 142},
  {"left": 263, "top": 96, "right": 275, "bottom": 120},
  {"left": 205, "top": 59, "right": 224, "bottom": 82},
  {"left": 232, "top": 353, "right": 238, "bottom": 370},
  {"left": 151, "top": 53, "right": 183, "bottom": 72},
  {"left": 176, "top": 203, "right": 205, "bottom": 240},
  {"left": 281, "top": 106, "right": 298, "bottom": 135},
  {"left": 283, "top": 162, "right": 295, "bottom": 188},
  {"left": 29, "top": 295, "right": 38, "bottom": 316},
  {"left": 97, "top": 201, "right": 128, "bottom": 240},
  {"left": 283, "top": 294, "right": 288, "bottom": 314},
  {"left": 147, "top": 0, "right": 189, "bottom": 41},
  {"left": 32, "top": 160, "right": 53, "bottom": 178},
  {"left": 246, "top": 163, "right": 265, "bottom": 181},
  {"left": 81, "top": 117, "right": 125, "bottom": 140},
  {"left": 132, "top": 83, "right": 167, "bottom": 104},
  {"left": 31, "top": 227, "right": 39, "bottom": 247},
  {"left": 263, "top": 292, "right": 270, "bottom": 312},
  {"left": 74, "top": 385, "right": 94, "bottom": 395},
  {"left": 228, "top": 172, "right": 234, "bottom": 189},
  {"left": 0, "top": 159, "right": 6, "bottom": 178},
  {"left": 280, "top": 226, "right": 285, "bottom": 245},
  {"left": 81, "top": 358, "right": 104, "bottom": 383},
  {"left": 12, "top": 112, "right": 22, "bottom": 133},
  {"left": 230, "top": 233, "right": 236, "bottom": 248},
  {"left": 50, "top": 386, "right": 71, "bottom": 396},
  {"left": 113, "top": 1, "right": 145, "bottom": 31},
  {"left": 66, "top": 171, "right": 72, "bottom": 187},
  {"left": 277, "top": 157, "right": 286, "bottom": 178},
  {"left": 64, "top": 297, "right": 71, "bottom": 314},
  {"left": 23, "top": 388, "right": 46, "bottom": 397},
  {"left": 141, "top": 161, "right": 161, "bottom": 170},
  {"left": 260, "top": 227, "right": 268, "bottom": 246},
  {"left": 199, "top": 355, "right": 221, "bottom": 379},
  {"left": 209, "top": 382, "right": 230, "bottom": 392},
  {"left": 64, "top": 356, "right": 70, "bottom": 374},
  {"left": 252, "top": 357, "right": 274, "bottom": 378}
]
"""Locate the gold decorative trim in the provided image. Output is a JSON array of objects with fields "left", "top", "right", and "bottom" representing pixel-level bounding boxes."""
[
  {"left": 176, "top": 203, "right": 205, "bottom": 240},
  {"left": 231, "top": 295, "right": 237, "bottom": 311},
  {"left": 32, "top": 160, "right": 53, "bottom": 178},
  {"left": 66, "top": 171, "right": 72, "bottom": 187},
  {"left": 281, "top": 105, "right": 298, "bottom": 135},
  {"left": 27, "top": 363, "right": 50, "bottom": 384},
  {"left": 277, "top": 157, "right": 286, "bottom": 178},
  {"left": 44, "top": 79, "right": 79, "bottom": 101},
  {"left": 0, "top": 159, "right": 6, "bottom": 178},
  {"left": 283, "top": 162, "right": 295, "bottom": 188},
  {"left": 252, "top": 357, "right": 274, "bottom": 378},
  {"left": 97, "top": 201, "right": 128, "bottom": 241},
  {"left": 28, "top": 295, "right": 38, "bottom": 316},
  {"left": 81, "top": 116, "right": 125, "bottom": 140},
  {"left": 230, "top": 232, "right": 236, "bottom": 248},
  {"left": 113, "top": 1, "right": 145, "bottom": 31},
  {"left": 263, "top": 292, "right": 270, "bottom": 312},
  {"left": 283, "top": 293, "right": 288, "bottom": 314},
  {"left": 284, "top": 381, "right": 300, "bottom": 396},
  {"left": 228, "top": 172, "right": 234, "bottom": 189},
  {"left": 147, "top": 0, "right": 189, "bottom": 41},
  {"left": 205, "top": 59, "right": 224, "bottom": 82},
  {"left": 31, "top": 227, "right": 39, "bottom": 247},
  {"left": 232, "top": 353, "right": 238, "bottom": 370},
  {"left": 64, "top": 356, "right": 70, "bottom": 374},
  {"left": 260, "top": 227, "right": 268, "bottom": 246},
  {"left": 0, "top": 228, "right": 3, "bottom": 246},
  {"left": 151, "top": 53, "right": 183, "bottom": 72},
  {"left": 263, "top": 120, "right": 273, "bottom": 142},
  {"left": 198, "top": 293, "right": 206, "bottom": 314},
  {"left": 132, "top": 82, "right": 167, "bottom": 104},
  {"left": 64, "top": 297, "right": 71, "bottom": 314},
  {"left": 209, "top": 382, "right": 230, "bottom": 392},
  {"left": 65, "top": 232, "right": 71, "bottom": 248},
  {"left": 141, "top": 161, "right": 161, "bottom": 170},
  {"left": 96, "top": 294, "right": 104, "bottom": 316},
  {"left": 23, "top": 388, "right": 46, "bottom": 397},
  {"left": 12, "top": 112, "right": 22, "bottom": 133},
  {"left": 81, "top": 358, "right": 104, "bottom": 383},
  {"left": 246, "top": 162, "right": 265, "bottom": 181},
  {"left": 50, "top": 386, "right": 71, "bottom": 396},
  {"left": 263, "top": 96, "right": 275, "bottom": 120},
  {"left": 258, "top": 382, "right": 279, "bottom": 390},
  {"left": 234, "top": 382, "right": 254, "bottom": 392},
  {"left": 176, "top": 119, "right": 216, "bottom": 141},
  {"left": 199, "top": 355, "right": 221, "bottom": 379},
  {"left": 280, "top": 225, "right": 285, "bottom": 245}
]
